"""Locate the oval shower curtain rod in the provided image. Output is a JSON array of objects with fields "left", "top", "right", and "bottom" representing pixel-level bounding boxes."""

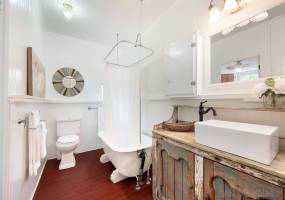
[
  {"left": 104, "top": 0, "right": 154, "bottom": 68},
  {"left": 104, "top": 40, "right": 154, "bottom": 68}
]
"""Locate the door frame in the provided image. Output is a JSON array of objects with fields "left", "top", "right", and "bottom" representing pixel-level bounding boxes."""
[{"left": 1, "top": 0, "right": 10, "bottom": 199}]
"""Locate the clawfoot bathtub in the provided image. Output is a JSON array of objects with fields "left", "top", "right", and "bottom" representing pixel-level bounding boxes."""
[{"left": 98, "top": 131, "right": 152, "bottom": 189}]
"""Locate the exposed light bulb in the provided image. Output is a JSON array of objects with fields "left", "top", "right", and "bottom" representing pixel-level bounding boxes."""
[
  {"left": 209, "top": 4, "right": 222, "bottom": 24},
  {"left": 250, "top": 12, "right": 269, "bottom": 23},
  {"left": 224, "top": 0, "right": 239, "bottom": 13}
]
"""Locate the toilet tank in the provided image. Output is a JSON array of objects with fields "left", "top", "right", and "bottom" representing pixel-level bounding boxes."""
[{"left": 56, "top": 119, "right": 81, "bottom": 137}]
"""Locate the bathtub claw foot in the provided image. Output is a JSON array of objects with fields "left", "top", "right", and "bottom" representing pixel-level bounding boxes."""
[
  {"left": 146, "top": 167, "right": 151, "bottom": 185},
  {"left": 135, "top": 183, "right": 141, "bottom": 190},
  {"left": 146, "top": 177, "right": 151, "bottom": 185},
  {"left": 135, "top": 176, "right": 142, "bottom": 190},
  {"left": 100, "top": 154, "right": 110, "bottom": 164},
  {"left": 110, "top": 169, "right": 127, "bottom": 183},
  {"left": 136, "top": 175, "right": 144, "bottom": 189}
]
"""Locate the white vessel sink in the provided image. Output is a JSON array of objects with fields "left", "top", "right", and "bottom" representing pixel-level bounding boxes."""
[{"left": 195, "top": 120, "right": 279, "bottom": 165}]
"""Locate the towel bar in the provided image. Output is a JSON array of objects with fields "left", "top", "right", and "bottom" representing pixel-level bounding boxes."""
[
  {"left": 18, "top": 119, "right": 27, "bottom": 125},
  {"left": 88, "top": 107, "right": 98, "bottom": 110},
  {"left": 18, "top": 118, "right": 46, "bottom": 128}
]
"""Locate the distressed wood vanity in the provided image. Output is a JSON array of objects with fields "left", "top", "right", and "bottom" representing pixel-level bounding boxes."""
[{"left": 152, "top": 128, "right": 285, "bottom": 200}]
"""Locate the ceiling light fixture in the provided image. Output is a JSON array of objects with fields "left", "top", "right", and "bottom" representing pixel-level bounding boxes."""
[
  {"left": 209, "top": 0, "right": 222, "bottom": 24},
  {"left": 250, "top": 12, "right": 269, "bottom": 22},
  {"left": 63, "top": 2, "right": 73, "bottom": 19}
]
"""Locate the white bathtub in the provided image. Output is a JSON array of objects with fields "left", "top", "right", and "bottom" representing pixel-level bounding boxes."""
[{"left": 98, "top": 131, "right": 152, "bottom": 184}]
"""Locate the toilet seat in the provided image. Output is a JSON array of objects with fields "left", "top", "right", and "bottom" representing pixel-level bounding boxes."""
[{"left": 57, "top": 135, "right": 79, "bottom": 145}]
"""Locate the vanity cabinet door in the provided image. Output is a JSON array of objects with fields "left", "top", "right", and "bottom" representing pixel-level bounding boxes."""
[
  {"left": 204, "top": 159, "right": 284, "bottom": 200},
  {"left": 153, "top": 139, "right": 195, "bottom": 200}
]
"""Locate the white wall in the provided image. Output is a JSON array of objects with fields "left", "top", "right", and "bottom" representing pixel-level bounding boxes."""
[
  {"left": 45, "top": 103, "right": 102, "bottom": 159},
  {"left": 42, "top": 31, "right": 109, "bottom": 101},
  {"left": 8, "top": 0, "right": 44, "bottom": 96},
  {"left": 5, "top": 1, "right": 108, "bottom": 197},
  {"left": 5, "top": 0, "right": 46, "bottom": 199},
  {"left": 141, "top": 0, "right": 209, "bottom": 134},
  {"left": 41, "top": 32, "right": 108, "bottom": 159},
  {"left": 8, "top": 103, "right": 47, "bottom": 200},
  {"left": 141, "top": 0, "right": 209, "bottom": 98}
]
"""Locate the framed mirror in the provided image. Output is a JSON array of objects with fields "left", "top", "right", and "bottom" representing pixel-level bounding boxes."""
[
  {"left": 52, "top": 67, "right": 84, "bottom": 97},
  {"left": 203, "top": 2, "right": 285, "bottom": 98}
]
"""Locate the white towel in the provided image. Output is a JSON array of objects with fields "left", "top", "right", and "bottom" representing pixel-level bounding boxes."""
[
  {"left": 40, "top": 121, "right": 47, "bottom": 159},
  {"left": 29, "top": 110, "right": 40, "bottom": 129},
  {"left": 28, "top": 110, "right": 41, "bottom": 176}
]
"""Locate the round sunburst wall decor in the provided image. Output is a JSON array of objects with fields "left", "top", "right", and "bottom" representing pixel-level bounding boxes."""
[{"left": 52, "top": 67, "right": 84, "bottom": 97}]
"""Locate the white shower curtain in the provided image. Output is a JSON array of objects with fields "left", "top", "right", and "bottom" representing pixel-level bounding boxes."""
[{"left": 103, "top": 64, "right": 141, "bottom": 149}]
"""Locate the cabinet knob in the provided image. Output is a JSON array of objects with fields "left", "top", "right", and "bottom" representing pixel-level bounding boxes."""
[{"left": 190, "top": 81, "right": 196, "bottom": 86}]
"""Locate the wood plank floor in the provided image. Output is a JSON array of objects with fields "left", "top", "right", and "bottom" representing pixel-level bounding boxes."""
[{"left": 34, "top": 149, "right": 153, "bottom": 200}]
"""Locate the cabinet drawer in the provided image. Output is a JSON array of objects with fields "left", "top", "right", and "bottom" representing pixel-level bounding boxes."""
[{"left": 204, "top": 159, "right": 284, "bottom": 200}]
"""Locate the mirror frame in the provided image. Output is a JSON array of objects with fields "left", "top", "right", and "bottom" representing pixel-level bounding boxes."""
[{"left": 199, "top": 0, "right": 285, "bottom": 99}]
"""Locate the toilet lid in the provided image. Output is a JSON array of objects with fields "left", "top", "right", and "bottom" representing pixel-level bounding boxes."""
[{"left": 58, "top": 135, "right": 79, "bottom": 144}]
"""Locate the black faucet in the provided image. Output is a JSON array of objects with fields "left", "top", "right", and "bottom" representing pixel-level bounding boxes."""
[{"left": 199, "top": 100, "right": 217, "bottom": 121}]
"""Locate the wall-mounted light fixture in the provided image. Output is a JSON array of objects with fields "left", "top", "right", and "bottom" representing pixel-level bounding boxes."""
[
  {"left": 209, "top": 0, "right": 223, "bottom": 24},
  {"left": 224, "top": 0, "right": 239, "bottom": 14},
  {"left": 250, "top": 12, "right": 269, "bottom": 22},
  {"left": 209, "top": 0, "right": 252, "bottom": 24},
  {"left": 63, "top": 2, "right": 73, "bottom": 19},
  {"left": 221, "top": 11, "right": 269, "bottom": 35}
]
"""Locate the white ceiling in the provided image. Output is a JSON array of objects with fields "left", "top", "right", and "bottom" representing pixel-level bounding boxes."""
[{"left": 40, "top": 0, "right": 177, "bottom": 45}]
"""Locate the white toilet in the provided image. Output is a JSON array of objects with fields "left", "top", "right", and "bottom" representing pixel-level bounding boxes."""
[{"left": 56, "top": 119, "right": 80, "bottom": 170}]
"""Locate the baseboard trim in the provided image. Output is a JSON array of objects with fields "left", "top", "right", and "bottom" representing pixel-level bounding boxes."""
[{"left": 30, "top": 159, "right": 47, "bottom": 200}]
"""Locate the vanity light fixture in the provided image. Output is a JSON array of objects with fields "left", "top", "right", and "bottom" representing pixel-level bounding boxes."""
[
  {"left": 209, "top": 0, "right": 222, "bottom": 24},
  {"left": 240, "top": 0, "right": 251, "bottom": 6},
  {"left": 250, "top": 12, "right": 269, "bottom": 22},
  {"left": 221, "top": 11, "right": 269, "bottom": 34},
  {"left": 63, "top": 2, "right": 73, "bottom": 19},
  {"left": 209, "top": 0, "right": 251, "bottom": 24},
  {"left": 222, "top": 26, "right": 235, "bottom": 35},
  {"left": 236, "top": 19, "right": 250, "bottom": 27}
]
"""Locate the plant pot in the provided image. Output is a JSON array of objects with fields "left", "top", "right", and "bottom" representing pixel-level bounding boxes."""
[{"left": 262, "top": 94, "right": 283, "bottom": 108}]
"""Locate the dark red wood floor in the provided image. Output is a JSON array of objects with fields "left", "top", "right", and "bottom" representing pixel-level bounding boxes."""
[{"left": 34, "top": 149, "right": 153, "bottom": 200}]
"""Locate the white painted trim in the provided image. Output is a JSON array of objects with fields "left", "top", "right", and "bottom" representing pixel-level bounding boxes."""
[
  {"left": 2, "top": 0, "right": 10, "bottom": 198},
  {"left": 29, "top": 159, "right": 47, "bottom": 200},
  {"left": 8, "top": 95, "right": 103, "bottom": 104},
  {"left": 0, "top": 0, "right": 4, "bottom": 197}
]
